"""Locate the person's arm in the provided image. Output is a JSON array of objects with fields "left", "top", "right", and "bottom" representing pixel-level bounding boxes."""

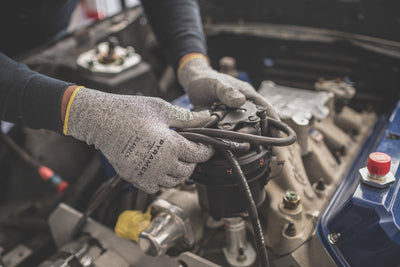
[
  {"left": 62, "top": 87, "right": 213, "bottom": 193},
  {"left": 140, "top": 0, "right": 206, "bottom": 70},
  {"left": 0, "top": 52, "right": 72, "bottom": 132},
  {"left": 0, "top": 52, "right": 213, "bottom": 193},
  {"left": 141, "top": 0, "right": 278, "bottom": 118}
]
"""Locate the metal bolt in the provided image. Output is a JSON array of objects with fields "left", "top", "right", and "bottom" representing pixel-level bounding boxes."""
[
  {"left": 222, "top": 123, "right": 233, "bottom": 129},
  {"left": 219, "top": 57, "right": 237, "bottom": 77},
  {"left": 328, "top": 233, "right": 341, "bottom": 244},
  {"left": 285, "top": 190, "right": 299, "bottom": 201},
  {"left": 283, "top": 189, "right": 300, "bottom": 210},
  {"left": 97, "top": 36, "right": 120, "bottom": 64},
  {"left": 285, "top": 222, "right": 297, "bottom": 237},
  {"left": 256, "top": 109, "right": 268, "bottom": 119},
  {"left": 87, "top": 59, "right": 94, "bottom": 68},
  {"left": 248, "top": 116, "right": 259, "bottom": 122},
  {"left": 316, "top": 179, "right": 325, "bottom": 191},
  {"left": 126, "top": 46, "right": 135, "bottom": 56},
  {"left": 236, "top": 247, "right": 247, "bottom": 262},
  {"left": 107, "top": 36, "right": 119, "bottom": 53}
]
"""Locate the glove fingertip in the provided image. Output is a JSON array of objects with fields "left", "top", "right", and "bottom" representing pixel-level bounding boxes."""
[
  {"left": 179, "top": 141, "right": 215, "bottom": 163},
  {"left": 220, "top": 91, "right": 246, "bottom": 108},
  {"left": 196, "top": 144, "right": 215, "bottom": 162},
  {"left": 226, "top": 97, "right": 246, "bottom": 108}
]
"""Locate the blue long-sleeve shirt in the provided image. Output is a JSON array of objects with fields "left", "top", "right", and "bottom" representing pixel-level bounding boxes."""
[{"left": 0, "top": 0, "right": 207, "bottom": 133}]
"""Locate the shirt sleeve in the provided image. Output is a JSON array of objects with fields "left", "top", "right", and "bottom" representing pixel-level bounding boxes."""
[
  {"left": 141, "top": 0, "right": 207, "bottom": 70},
  {"left": 0, "top": 52, "right": 72, "bottom": 133}
]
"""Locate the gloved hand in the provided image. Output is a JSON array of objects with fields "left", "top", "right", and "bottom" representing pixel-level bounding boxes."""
[
  {"left": 178, "top": 53, "right": 279, "bottom": 120},
  {"left": 63, "top": 88, "right": 214, "bottom": 193}
]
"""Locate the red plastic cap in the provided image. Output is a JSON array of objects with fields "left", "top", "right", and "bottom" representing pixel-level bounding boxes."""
[
  {"left": 38, "top": 166, "right": 54, "bottom": 181},
  {"left": 367, "top": 152, "right": 391, "bottom": 176},
  {"left": 57, "top": 181, "right": 69, "bottom": 193}
]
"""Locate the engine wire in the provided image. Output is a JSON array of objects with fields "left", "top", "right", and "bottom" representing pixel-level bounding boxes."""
[
  {"left": 223, "top": 150, "right": 270, "bottom": 267},
  {"left": 71, "top": 174, "right": 124, "bottom": 239},
  {"left": 179, "top": 118, "right": 296, "bottom": 147},
  {"left": 178, "top": 117, "right": 296, "bottom": 267}
]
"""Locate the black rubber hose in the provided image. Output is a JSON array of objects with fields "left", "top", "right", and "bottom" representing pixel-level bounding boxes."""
[
  {"left": 178, "top": 132, "right": 251, "bottom": 153},
  {"left": 71, "top": 174, "right": 124, "bottom": 239},
  {"left": 178, "top": 132, "right": 231, "bottom": 150},
  {"left": 223, "top": 150, "right": 269, "bottom": 267},
  {"left": 85, "top": 175, "right": 124, "bottom": 216},
  {"left": 178, "top": 118, "right": 296, "bottom": 147}
]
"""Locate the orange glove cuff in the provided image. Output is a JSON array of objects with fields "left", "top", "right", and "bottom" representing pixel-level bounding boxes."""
[{"left": 177, "top": 53, "right": 209, "bottom": 77}]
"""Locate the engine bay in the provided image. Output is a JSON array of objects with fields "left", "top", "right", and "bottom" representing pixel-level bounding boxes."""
[{"left": 1, "top": 4, "right": 400, "bottom": 267}]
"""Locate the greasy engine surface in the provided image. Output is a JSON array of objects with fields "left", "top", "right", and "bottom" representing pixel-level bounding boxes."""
[{"left": 1, "top": 4, "right": 400, "bottom": 267}]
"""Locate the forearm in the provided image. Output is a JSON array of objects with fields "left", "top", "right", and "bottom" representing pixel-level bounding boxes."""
[
  {"left": 0, "top": 52, "right": 72, "bottom": 132},
  {"left": 141, "top": 0, "right": 207, "bottom": 70}
]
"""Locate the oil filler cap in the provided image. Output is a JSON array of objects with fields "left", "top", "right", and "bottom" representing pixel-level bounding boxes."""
[{"left": 367, "top": 152, "right": 391, "bottom": 176}]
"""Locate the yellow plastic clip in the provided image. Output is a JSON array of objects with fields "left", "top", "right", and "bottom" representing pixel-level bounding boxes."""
[{"left": 114, "top": 208, "right": 152, "bottom": 242}]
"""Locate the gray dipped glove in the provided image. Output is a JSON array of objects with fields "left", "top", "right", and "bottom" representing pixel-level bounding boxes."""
[
  {"left": 178, "top": 54, "right": 279, "bottom": 120},
  {"left": 64, "top": 88, "right": 214, "bottom": 193}
]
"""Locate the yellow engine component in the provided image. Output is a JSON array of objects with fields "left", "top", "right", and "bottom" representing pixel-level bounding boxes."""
[{"left": 114, "top": 208, "right": 151, "bottom": 242}]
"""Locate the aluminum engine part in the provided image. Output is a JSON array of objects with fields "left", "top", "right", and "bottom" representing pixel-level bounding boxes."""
[
  {"left": 39, "top": 235, "right": 121, "bottom": 267},
  {"left": 75, "top": 35, "right": 160, "bottom": 96},
  {"left": 222, "top": 217, "right": 256, "bottom": 267},
  {"left": 259, "top": 81, "right": 332, "bottom": 121},
  {"left": 76, "top": 37, "right": 141, "bottom": 75},
  {"left": 314, "top": 78, "right": 356, "bottom": 100},
  {"left": 138, "top": 187, "right": 205, "bottom": 257},
  {"left": 258, "top": 81, "right": 377, "bottom": 266},
  {"left": 47, "top": 203, "right": 219, "bottom": 267}
]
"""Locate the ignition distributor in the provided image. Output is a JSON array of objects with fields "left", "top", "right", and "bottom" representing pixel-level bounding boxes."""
[
  {"left": 190, "top": 101, "right": 272, "bottom": 220},
  {"left": 177, "top": 101, "right": 295, "bottom": 267}
]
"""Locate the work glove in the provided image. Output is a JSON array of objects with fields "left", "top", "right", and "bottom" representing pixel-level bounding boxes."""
[
  {"left": 63, "top": 88, "right": 214, "bottom": 193},
  {"left": 178, "top": 54, "right": 279, "bottom": 120}
]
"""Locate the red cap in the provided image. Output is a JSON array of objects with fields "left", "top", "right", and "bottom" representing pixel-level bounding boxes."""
[
  {"left": 57, "top": 181, "right": 69, "bottom": 193},
  {"left": 38, "top": 166, "right": 54, "bottom": 181},
  {"left": 367, "top": 152, "right": 391, "bottom": 176}
]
